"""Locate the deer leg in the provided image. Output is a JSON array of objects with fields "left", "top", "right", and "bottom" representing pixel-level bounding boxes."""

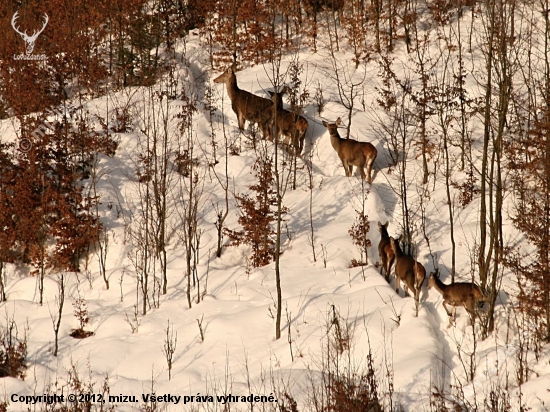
[
  {"left": 263, "top": 122, "right": 270, "bottom": 141},
  {"left": 342, "top": 160, "right": 350, "bottom": 176},
  {"left": 395, "top": 277, "right": 400, "bottom": 296},
  {"left": 442, "top": 301, "right": 453, "bottom": 317},
  {"left": 466, "top": 301, "right": 476, "bottom": 325},
  {"left": 451, "top": 305, "right": 458, "bottom": 326},
  {"left": 452, "top": 306, "right": 457, "bottom": 326},
  {"left": 299, "top": 133, "right": 305, "bottom": 155},
  {"left": 237, "top": 113, "right": 246, "bottom": 131},
  {"left": 442, "top": 301, "right": 456, "bottom": 327},
  {"left": 285, "top": 133, "right": 292, "bottom": 147},
  {"left": 366, "top": 157, "right": 374, "bottom": 183},
  {"left": 289, "top": 129, "right": 297, "bottom": 151},
  {"left": 381, "top": 256, "right": 389, "bottom": 282},
  {"left": 359, "top": 162, "right": 366, "bottom": 180},
  {"left": 293, "top": 132, "right": 301, "bottom": 155},
  {"left": 267, "top": 121, "right": 276, "bottom": 142}
]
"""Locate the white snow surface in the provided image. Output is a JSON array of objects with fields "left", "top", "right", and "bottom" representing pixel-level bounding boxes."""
[{"left": 1, "top": 14, "right": 550, "bottom": 412}]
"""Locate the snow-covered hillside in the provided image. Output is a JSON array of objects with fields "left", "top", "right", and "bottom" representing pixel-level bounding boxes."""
[{"left": 1, "top": 5, "right": 550, "bottom": 411}]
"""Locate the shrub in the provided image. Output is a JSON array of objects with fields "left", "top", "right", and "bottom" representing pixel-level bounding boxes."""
[
  {"left": 0, "top": 319, "right": 27, "bottom": 379},
  {"left": 307, "top": 307, "right": 383, "bottom": 412}
]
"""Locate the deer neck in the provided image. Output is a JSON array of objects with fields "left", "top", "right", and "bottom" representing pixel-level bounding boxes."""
[
  {"left": 431, "top": 276, "right": 447, "bottom": 295},
  {"left": 329, "top": 131, "right": 343, "bottom": 151},
  {"left": 225, "top": 77, "right": 240, "bottom": 102},
  {"left": 392, "top": 242, "right": 405, "bottom": 259}
]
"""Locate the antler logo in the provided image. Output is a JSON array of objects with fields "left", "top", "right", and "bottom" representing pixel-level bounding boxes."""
[{"left": 12, "top": 11, "right": 49, "bottom": 55}]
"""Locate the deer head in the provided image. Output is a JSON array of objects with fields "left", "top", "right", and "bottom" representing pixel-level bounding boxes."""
[{"left": 12, "top": 11, "right": 49, "bottom": 55}]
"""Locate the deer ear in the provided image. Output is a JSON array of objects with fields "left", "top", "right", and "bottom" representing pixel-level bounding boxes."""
[
  {"left": 322, "top": 121, "right": 328, "bottom": 127},
  {"left": 384, "top": 221, "right": 389, "bottom": 228},
  {"left": 335, "top": 117, "right": 342, "bottom": 125},
  {"left": 378, "top": 221, "right": 382, "bottom": 229}
]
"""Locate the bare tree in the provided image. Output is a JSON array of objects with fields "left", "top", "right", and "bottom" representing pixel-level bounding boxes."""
[
  {"left": 433, "top": 37, "right": 458, "bottom": 281},
  {"left": 162, "top": 320, "right": 177, "bottom": 381},
  {"left": 410, "top": 31, "right": 437, "bottom": 185},
  {"left": 208, "top": 83, "right": 232, "bottom": 259},
  {"left": 174, "top": 92, "right": 204, "bottom": 309},
  {"left": 376, "top": 57, "right": 416, "bottom": 251},
  {"left": 505, "top": 0, "right": 550, "bottom": 344},
  {"left": 326, "top": 55, "right": 367, "bottom": 139},
  {"left": 477, "top": 0, "right": 517, "bottom": 336},
  {"left": 126, "top": 88, "right": 161, "bottom": 314},
  {"left": 305, "top": 140, "right": 320, "bottom": 263},
  {"left": 90, "top": 150, "right": 110, "bottom": 290},
  {"left": 51, "top": 273, "right": 65, "bottom": 357},
  {"left": 264, "top": 55, "right": 296, "bottom": 340}
]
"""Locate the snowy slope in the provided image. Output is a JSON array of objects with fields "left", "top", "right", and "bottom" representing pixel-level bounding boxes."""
[{"left": 1, "top": 12, "right": 550, "bottom": 412}]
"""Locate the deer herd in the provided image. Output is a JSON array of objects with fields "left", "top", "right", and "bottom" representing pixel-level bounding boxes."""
[
  {"left": 213, "top": 65, "right": 375, "bottom": 177},
  {"left": 378, "top": 221, "right": 487, "bottom": 327},
  {"left": 214, "top": 65, "right": 486, "bottom": 328},
  {"left": 214, "top": 67, "right": 309, "bottom": 156}
]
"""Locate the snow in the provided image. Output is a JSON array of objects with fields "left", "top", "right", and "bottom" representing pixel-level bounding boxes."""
[{"left": 1, "top": 9, "right": 550, "bottom": 412}]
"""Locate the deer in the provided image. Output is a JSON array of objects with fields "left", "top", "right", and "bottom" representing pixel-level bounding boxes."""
[
  {"left": 378, "top": 222, "right": 395, "bottom": 283},
  {"left": 389, "top": 237, "right": 426, "bottom": 305},
  {"left": 213, "top": 66, "right": 273, "bottom": 139},
  {"left": 267, "top": 87, "right": 309, "bottom": 155},
  {"left": 322, "top": 118, "right": 377, "bottom": 183},
  {"left": 12, "top": 11, "right": 49, "bottom": 55},
  {"left": 427, "top": 273, "right": 486, "bottom": 327}
]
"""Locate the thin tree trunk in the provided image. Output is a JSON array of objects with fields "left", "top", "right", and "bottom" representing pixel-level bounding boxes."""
[
  {"left": 0, "top": 261, "right": 5, "bottom": 302},
  {"left": 479, "top": 0, "right": 496, "bottom": 289},
  {"left": 443, "top": 125, "right": 456, "bottom": 281},
  {"left": 274, "top": 106, "right": 283, "bottom": 340},
  {"left": 53, "top": 274, "right": 65, "bottom": 357}
]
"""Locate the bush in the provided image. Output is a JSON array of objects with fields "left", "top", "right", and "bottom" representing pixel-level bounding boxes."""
[
  {"left": 0, "top": 319, "right": 27, "bottom": 379},
  {"left": 307, "top": 307, "right": 383, "bottom": 412}
]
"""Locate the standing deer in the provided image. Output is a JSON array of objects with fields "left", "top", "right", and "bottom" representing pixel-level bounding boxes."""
[
  {"left": 322, "top": 118, "right": 377, "bottom": 183},
  {"left": 213, "top": 66, "right": 273, "bottom": 139},
  {"left": 12, "top": 11, "right": 49, "bottom": 55},
  {"left": 268, "top": 87, "right": 309, "bottom": 155},
  {"left": 378, "top": 222, "right": 395, "bottom": 283},
  {"left": 427, "top": 273, "right": 486, "bottom": 327},
  {"left": 390, "top": 237, "right": 426, "bottom": 307}
]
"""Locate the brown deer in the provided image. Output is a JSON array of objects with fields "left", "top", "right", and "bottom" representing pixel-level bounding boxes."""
[
  {"left": 269, "top": 85, "right": 290, "bottom": 110},
  {"left": 322, "top": 118, "right": 377, "bottom": 183},
  {"left": 389, "top": 237, "right": 426, "bottom": 304},
  {"left": 267, "top": 87, "right": 309, "bottom": 155},
  {"left": 213, "top": 66, "right": 273, "bottom": 139},
  {"left": 378, "top": 222, "right": 395, "bottom": 283},
  {"left": 427, "top": 273, "right": 486, "bottom": 326}
]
